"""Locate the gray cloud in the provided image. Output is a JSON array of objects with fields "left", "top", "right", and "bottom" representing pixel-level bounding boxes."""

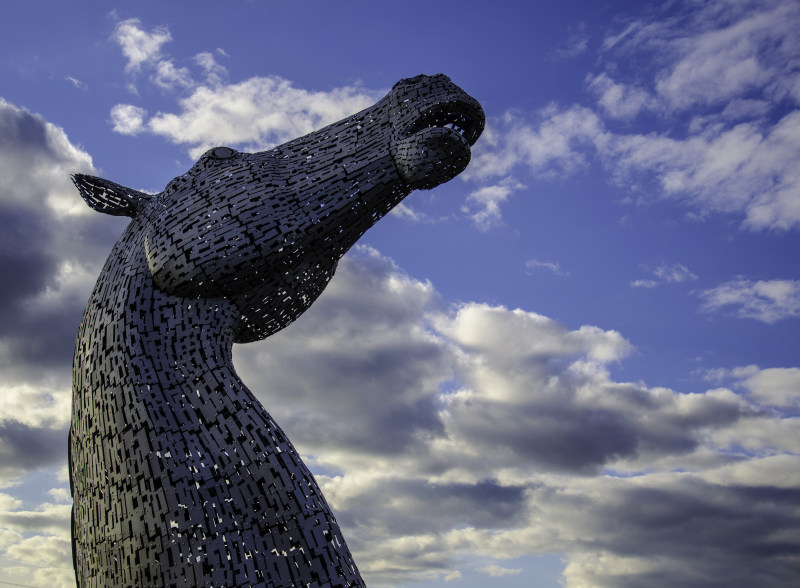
[
  {"left": 0, "top": 101, "right": 117, "bottom": 371},
  {"left": 229, "top": 246, "right": 795, "bottom": 585},
  {"left": 0, "top": 100, "right": 119, "bottom": 483},
  {"left": 235, "top": 247, "right": 450, "bottom": 458},
  {"left": 554, "top": 478, "right": 800, "bottom": 587},
  {"left": 0, "top": 422, "right": 66, "bottom": 478},
  {"left": 0, "top": 207, "right": 58, "bottom": 311},
  {"left": 335, "top": 478, "right": 528, "bottom": 537}
]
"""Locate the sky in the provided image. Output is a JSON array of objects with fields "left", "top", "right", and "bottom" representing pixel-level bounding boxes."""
[{"left": 1, "top": 0, "right": 799, "bottom": 586}]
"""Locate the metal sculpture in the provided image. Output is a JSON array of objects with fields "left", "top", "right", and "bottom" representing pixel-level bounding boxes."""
[{"left": 69, "top": 74, "right": 484, "bottom": 587}]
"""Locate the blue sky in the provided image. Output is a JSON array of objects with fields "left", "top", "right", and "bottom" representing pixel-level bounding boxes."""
[{"left": 1, "top": 1, "right": 799, "bottom": 586}]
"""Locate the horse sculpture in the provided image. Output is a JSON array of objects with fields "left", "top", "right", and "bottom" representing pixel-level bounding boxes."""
[{"left": 69, "top": 74, "right": 484, "bottom": 587}]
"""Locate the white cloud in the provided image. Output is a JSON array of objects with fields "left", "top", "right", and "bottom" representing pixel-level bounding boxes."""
[
  {"left": 699, "top": 278, "right": 800, "bottom": 323},
  {"left": 109, "top": 103, "right": 147, "bottom": 135},
  {"left": 587, "top": 72, "right": 655, "bottom": 119},
  {"left": 0, "top": 530, "right": 74, "bottom": 588},
  {"left": 389, "top": 202, "right": 437, "bottom": 224},
  {"left": 0, "top": 384, "right": 70, "bottom": 430},
  {"left": 599, "top": 0, "right": 800, "bottom": 229},
  {"left": 466, "top": 107, "right": 607, "bottom": 182},
  {"left": 611, "top": 111, "right": 800, "bottom": 230},
  {"left": 653, "top": 264, "right": 697, "bottom": 283},
  {"left": 107, "top": 18, "right": 383, "bottom": 155},
  {"left": 630, "top": 278, "right": 658, "bottom": 289},
  {"left": 631, "top": 263, "right": 697, "bottom": 288},
  {"left": 112, "top": 18, "right": 172, "bottom": 74},
  {"left": 712, "top": 364, "right": 800, "bottom": 408},
  {"left": 711, "top": 414, "right": 800, "bottom": 456},
  {"left": 47, "top": 487, "right": 71, "bottom": 504},
  {"left": 195, "top": 51, "right": 228, "bottom": 85},
  {"left": 0, "top": 99, "right": 95, "bottom": 217},
  {"left": 480, "top": 564, "right": 522, "bottom": 577},
  {"left": 741, "top": 367, "right": 800, "bottom": 407},
  {"left": 525, "top": 259, "right": 569, "bottom": 276},
  {"left": 596, "top": 0, "right": 800, "bottom": 112},
  {"left": 473, "top": 99, "right": 800, "bottom": 233},
  {"left": 139, "top": 76, "right": 379, "bottom": 157},
  {"left": 461, "top": 180, "right": 524, "bottom": 231},
  {"left": 151, "top": 60, "right": 193, "bottom": 90},
  {"left": 111, "top": 17, "right": 198, "bottom": 92},
  {"left": 108, "top": 19, "right": 381, "bottom": 157},
  {"left": 436, "top": 303, "right": 632, "bottom": 368},
  {"left": 652, "top": 0, "right": 799, "bottom": 111},
  {"left": 0, "top": 501, "right": 71, "bottom": 536},
  {"left": 702, "top": 454, "right": 800, "bottom": 488},
  {"left": 65, "top": 77, "right": 87, "bottom": 91},
  {"left": 460, "top": 105, "right": 607, "bottom": 228},
  {"left": 720, "top": 98, "right": 772, "bottom": 121}
]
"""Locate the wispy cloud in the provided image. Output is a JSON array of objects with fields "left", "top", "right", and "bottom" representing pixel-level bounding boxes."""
[
  {"left": 480, "top": 564, "right": 522, "bottom": 577},
  {"left": 389, "top": 202, "right": 438, "bottom": 224},
  {"left": 552, "top": 21, "right": 590, "bottom": 59},
  {"left": 462, "top": 179, "right": 525, "bottom": 231},
  {"left": 586, "top": 72, "right": 655, "bottom": 119},
  {"left": 150, "top": 60, "right": 193, "bottom": 90},
  {"left": 467, "top": 0, "right": 800, "bottom": 232},
  {"left": 525, "top": 258, "right": 570, "bottom": 276},
  {"left": 631, "top": 263, "right": 698, "bottom": 288},
  {"left": 465, "top": 106, "right": 606, "bottom": 182},
  {"left": 65, "top": 77, "right": 87, "bottom": 91},
  {"left": 110, "top": 17, "right": 224, "bottom": 91},
  {"left": 699, "top": 278, "right": 800, "bottom": 323},
  {"left": 194, "top": 51, "right": 228, "bottom": 86}
]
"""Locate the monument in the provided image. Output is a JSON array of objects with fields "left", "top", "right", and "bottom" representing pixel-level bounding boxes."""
[{"left": 70, "top": 74, "right": 484, "bottom": 587}]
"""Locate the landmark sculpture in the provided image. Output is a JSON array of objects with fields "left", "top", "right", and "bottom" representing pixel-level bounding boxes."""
[{"left": 69, "top": 74, "right": 484, "bottom": 587}]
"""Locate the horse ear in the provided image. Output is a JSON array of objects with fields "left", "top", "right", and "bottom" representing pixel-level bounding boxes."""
[{"left": 71, "top": 174, "right": 151, "bottom": 218}]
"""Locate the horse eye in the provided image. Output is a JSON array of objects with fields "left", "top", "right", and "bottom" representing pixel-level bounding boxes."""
[{"left": 210, "top": 147, "right": 235, "bottom": 160}]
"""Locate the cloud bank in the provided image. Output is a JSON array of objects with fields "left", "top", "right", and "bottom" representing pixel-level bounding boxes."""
[
  {"left": 231, "top": 246, "right": 799, "bottom": 587},
  {"left": 0, "top": 99, "right": 117, "bottom": 588}
]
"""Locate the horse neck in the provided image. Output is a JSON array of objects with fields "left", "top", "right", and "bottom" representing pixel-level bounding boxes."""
[{"left": 76, "top": 220, "right": 242, "bottom": 415}]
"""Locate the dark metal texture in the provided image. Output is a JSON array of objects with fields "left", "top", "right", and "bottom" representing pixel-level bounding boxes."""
[{"left": 69, "top": 74, "right": 484, "bottom": 587}]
